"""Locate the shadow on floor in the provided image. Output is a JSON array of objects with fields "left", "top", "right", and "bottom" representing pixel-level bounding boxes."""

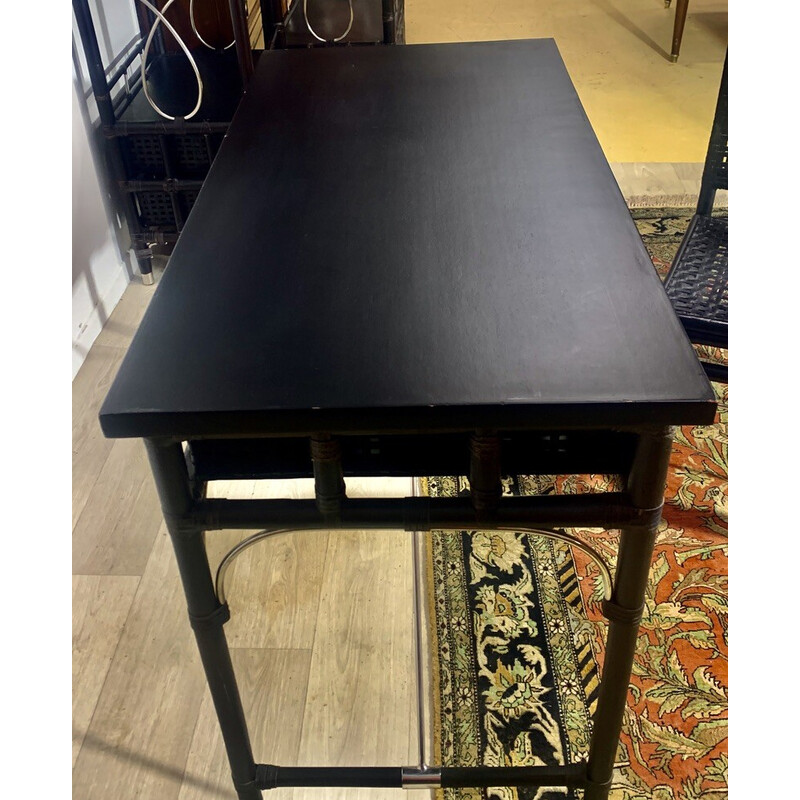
[{"left": 75, "top": 728, "right": 223, "bottom": 795}]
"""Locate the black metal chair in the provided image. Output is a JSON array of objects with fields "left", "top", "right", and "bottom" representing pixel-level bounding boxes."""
[{"left": 664, "top": 55, "right": 728, "bottom": 383}]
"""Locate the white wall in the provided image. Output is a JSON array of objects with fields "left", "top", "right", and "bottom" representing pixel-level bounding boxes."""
[
  {"left": 72, "top": 80, "right": 132, "bottom": 378},
  {"left": 72, "top": 1, "right": 142, "bottom": 378}
]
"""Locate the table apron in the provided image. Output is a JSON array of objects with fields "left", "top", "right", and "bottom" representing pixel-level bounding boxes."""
[{"left": 178, "top": 494, "right": 659, "bottom": 533}]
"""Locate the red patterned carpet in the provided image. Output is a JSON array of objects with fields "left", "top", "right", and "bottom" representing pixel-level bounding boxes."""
[
  {"left": 426, "top": 209, "right": 728, "bottom": 800},
  {"left": 539, "top": 383, "right": 728, "bottom": 799}
]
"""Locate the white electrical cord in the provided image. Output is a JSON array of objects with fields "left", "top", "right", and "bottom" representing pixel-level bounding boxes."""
[
  {"left": 140, "top": 0, "right": 204, "bottom": 120},
  {"left": 303, "top": 0, "right": 354, "bottom": 43},
  {"left": 190, "top": 0, "right": 236, "bottom": 50}
]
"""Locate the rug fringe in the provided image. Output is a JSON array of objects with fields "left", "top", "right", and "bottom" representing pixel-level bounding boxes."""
[{"left": 625, "top": 193, "right": 729, "bottom": 209}]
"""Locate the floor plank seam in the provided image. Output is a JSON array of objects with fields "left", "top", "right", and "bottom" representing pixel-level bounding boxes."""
[
  {"left": 176, "top": 682, "right": 211, "bottom": 795},
  {"left": 229, "top": 645, "right": 315, "bottom": 652},
  {"left": 293, "top": 530, "right": 333, "bottom": 761},
  {"left": 72, "top": 575, "right": 142, "bottom": 770},
  {"left": 72, "top": 572, "right": 148, "bottom": 578},
  {"left": 72, "top": 442, "right": 116, "bottom": 534}
]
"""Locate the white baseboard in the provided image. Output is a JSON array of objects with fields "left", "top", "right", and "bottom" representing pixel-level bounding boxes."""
[{"left": 72, "top": 264, "right": 131, "bottom": 379}]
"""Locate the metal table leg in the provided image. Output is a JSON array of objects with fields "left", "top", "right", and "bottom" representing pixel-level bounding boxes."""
[
  {"left": 146, "top": 440, "right": 261, "bottom": 800},
  {"left": 585, "top": 426, "right": 674, "bottom": 799}
]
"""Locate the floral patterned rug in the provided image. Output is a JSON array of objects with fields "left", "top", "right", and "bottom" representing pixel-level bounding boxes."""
[{"left": 423, "top": 209, "right": 728, "bottom": 800}]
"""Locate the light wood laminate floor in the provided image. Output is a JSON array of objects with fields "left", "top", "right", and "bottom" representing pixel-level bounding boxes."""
[
  {"left": 73, "top": 273, "right": 430, "bottom": 800},
  {"left": 73, "top": 290, "right": 419, "bottom": 800}
]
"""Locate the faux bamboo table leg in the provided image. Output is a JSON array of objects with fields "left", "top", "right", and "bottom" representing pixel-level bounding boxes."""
[
  {"left": 585, "top": 426, "right": 674, "bottom": 799},
  {"left": 146, "top": 440, "right": 261, "bottom": 800}
]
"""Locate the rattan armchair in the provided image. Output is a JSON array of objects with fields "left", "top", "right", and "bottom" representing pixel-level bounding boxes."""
[{"left": 664, "top": 55, "right": 728, "bottom": 383}]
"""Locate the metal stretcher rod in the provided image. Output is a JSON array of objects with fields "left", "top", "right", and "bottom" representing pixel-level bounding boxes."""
[
  {"left": 255, "top": 763, "right": 587, "bottom": 790},
  {"left": 193, "top": 493, "right": 642, "bottom": 531},
  {"left": 411, "top": 528, "right": 430, "bottom": 771}
]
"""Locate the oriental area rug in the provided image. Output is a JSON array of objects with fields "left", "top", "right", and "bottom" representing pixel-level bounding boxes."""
[{"left": 423, "top": 208, "right": 728, "bottom": 800}]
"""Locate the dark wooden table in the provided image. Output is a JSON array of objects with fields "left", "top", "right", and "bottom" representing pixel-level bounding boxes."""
[{"left": 100, "top": 39, "right": 715, "bottom": 799}]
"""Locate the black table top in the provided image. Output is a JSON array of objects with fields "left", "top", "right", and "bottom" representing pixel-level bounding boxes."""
[{"left": 100, "top": 39, "right": 716, "bottom": 440}]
